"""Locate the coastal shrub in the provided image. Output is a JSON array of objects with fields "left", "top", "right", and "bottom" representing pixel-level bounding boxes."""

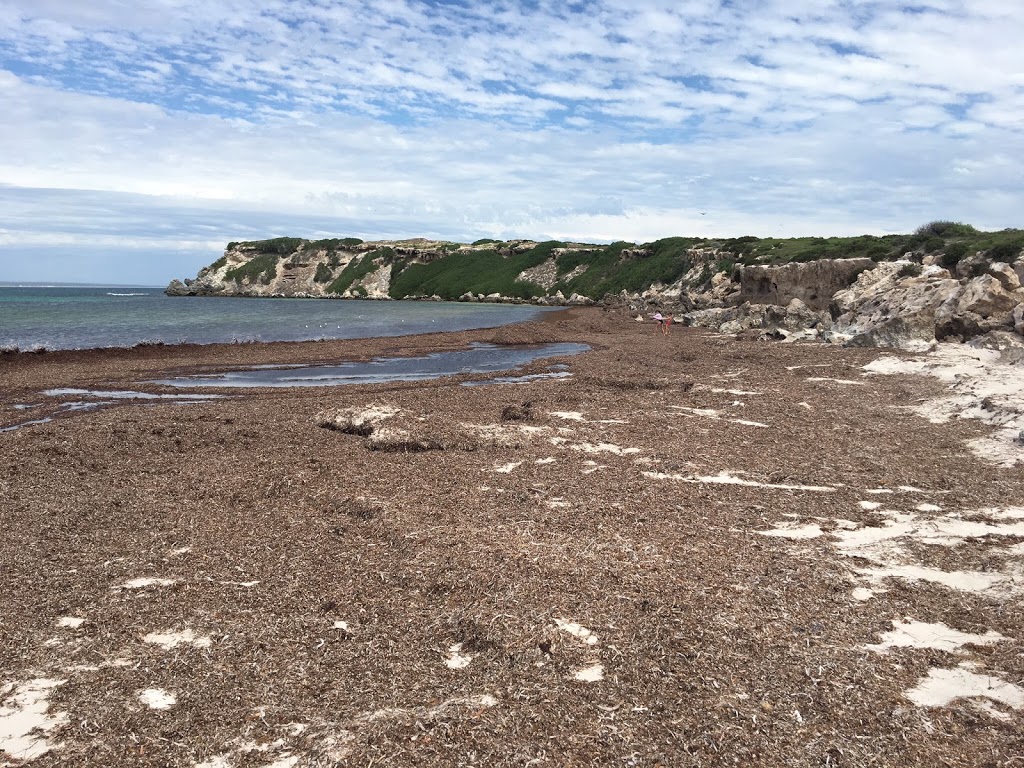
[
  {"left": 915, "top": 220, "right": 978, "bottom": 238},
  {"left": 327, "top": 253, "right": 381, "bottom": 294},
  {"left": 237, "top": 237, "right": 304, "bottom": 255},
  {"left": 206, "top": 256, "right": 228, "bottom": 272},
  {"left": 225, "top": 253, "right": 280, "bottom": 284},
  {"left": 987, "top": 240, "right": 1023, "bottom": 262},
  {"left": 559, "top": 239, "right": 697, "bottom": 298},
  {"left": 387, "top": 244, "right": 554, "bottom": 300},
  {"left": 923, "top": 236, "right": 945, "bottom": 253},
  {"left": 939, "top": 242, "right": 970, "bottom": 267},
  {"left": 313, "top": 263, "right": 334, "bottom": 283},
  {"left": 472, "top": 238, "right": 501, "bottom": 246},
  {"left": 714, "top": 257, "right": 736, "bottom": 274},
  {"left": 897, "top": 263, "right": 922, "bottom": 278}
]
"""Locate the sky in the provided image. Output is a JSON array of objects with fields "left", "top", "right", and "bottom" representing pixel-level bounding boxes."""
[{"left": 1, "top": 0, "right": 1022, "bottom": 285}]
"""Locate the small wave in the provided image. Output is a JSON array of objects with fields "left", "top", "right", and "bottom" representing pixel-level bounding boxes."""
[{"left": 107, "top": 292, "right": 149, "bottom": 297}]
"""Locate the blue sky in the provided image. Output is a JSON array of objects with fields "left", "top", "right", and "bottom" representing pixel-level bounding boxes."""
[{"left": 1, "top": 0, "right": 1022, "bottom": 285}]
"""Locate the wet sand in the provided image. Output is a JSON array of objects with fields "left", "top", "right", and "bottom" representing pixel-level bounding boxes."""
[{"left": 1, "top": 307, "right": 1022, "bottom": 767}]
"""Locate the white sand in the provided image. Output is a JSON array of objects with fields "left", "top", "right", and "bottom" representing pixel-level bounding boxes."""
[
  {"left": 554, "top": 619, "right": 599, "bottom": 646},
  {"left": 863, "top": 344, "right": 1024, "bottom": 467},
  {"left": 0, "top": 678, "right": 67, "bottom": 762},
  {"left": 905, "top": 664, "right": 1024, "bottom": 710},
  {"left": 57, "top": 617, "right": 85, "bottom": 629},
  {"left": 143, "top": 629, "right": 212, "bottom": 650},
  {"left": 117, "top": 577, "right": 178, "bottom": 589},
  {"left": 574, "top": 664, "right": 604, "bottom": 683},
  {"left": 646, "top": 470, "right": 836, "bottom": 492},
  {"left": 668, "top": 406, "right": 769, "bottom": 428},
  {"left": 570, "top": 442, "right": 640, "bottom": 456},
  {"left": 864, "top": 618, "right": 1006, "bottom": 654},
  {"left": 757, "top": 523, "right": 824, "bottom": 540},
  {"left": 139, "top": 688, "right": 176, "bottom": 710},
  {"left": 445, "top": 644, "right": 472, "bottom": 670}
]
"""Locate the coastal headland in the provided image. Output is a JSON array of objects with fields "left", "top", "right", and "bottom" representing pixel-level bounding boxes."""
[{"left": 1, "top": 307, "right": 1023, "bottom": 766}]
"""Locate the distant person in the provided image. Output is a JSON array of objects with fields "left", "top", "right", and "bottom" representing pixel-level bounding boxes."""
[
  {"left": 651, "top": 311, "right": 663, "bottom": 333},
  {"left": 663, "top": 313, "right": 673, "bottom": 335}
]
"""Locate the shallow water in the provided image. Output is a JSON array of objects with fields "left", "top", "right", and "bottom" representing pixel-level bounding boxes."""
[
  {"left": 151, "top": 342, "right": 589, "bottom": 388},
  {"left": 0, "top": 285, "right": 559, "bottom": 351}
]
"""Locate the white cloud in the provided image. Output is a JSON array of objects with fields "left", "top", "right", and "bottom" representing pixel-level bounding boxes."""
[{"left": 0, "top": 0, "right": 1022, "bottom": 283}]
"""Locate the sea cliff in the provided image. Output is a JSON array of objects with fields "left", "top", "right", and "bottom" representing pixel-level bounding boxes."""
[{"left": 168, "top": 226, "right": 1024, "bottom": 350}]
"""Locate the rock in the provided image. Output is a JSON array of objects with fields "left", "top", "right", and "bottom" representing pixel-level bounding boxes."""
[
  {"left": 164, "top": 279, "right": 189, "bottom": 296},
  {"left": 830, "top": 261, "right": 962, "bottom": 350},
  {"left": 954, "top": 274, "right": 1020, "bottom": 317},
  {"left": 1014, "top": 304, "right": 1024, "bottom": 336},
  {"left": 738, "top": 258, "right": 875, "bottom": 310},
  {"left": 988, "top": 262, "right": 1021, "bottom": 292},
  {"left": 684, "top": 300, "right": 831, "bottom": 338},
  {"left": 567, "top": 293, "right": 594, "bottom": 306}
]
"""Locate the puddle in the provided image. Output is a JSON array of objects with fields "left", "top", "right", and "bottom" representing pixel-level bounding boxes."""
[{"left": 150, "top": 343, "right": 589, "bottom": 389}]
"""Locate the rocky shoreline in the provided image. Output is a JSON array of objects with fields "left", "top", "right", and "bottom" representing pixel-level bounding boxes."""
[{"left": 1, "top": 307, "right": 1022, "bottom": 766}]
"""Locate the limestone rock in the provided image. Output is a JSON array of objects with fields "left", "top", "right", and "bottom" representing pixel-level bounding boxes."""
[
  {"left": 831, "top": 261, "right": 962, "bottom": 350},
  {"left": 988, "top": 262, "right": 1021, "bottom": 293},
  {"left": 739, "top": 258, "right": 874, "bottom": 310},
  {"left": 685, "top": 299, "right": 831, "bottom": 339}
]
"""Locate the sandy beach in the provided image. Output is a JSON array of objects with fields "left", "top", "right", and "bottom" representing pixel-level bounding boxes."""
[{"left": 1, "top": 306, "right": 1022, "bottom": 767}]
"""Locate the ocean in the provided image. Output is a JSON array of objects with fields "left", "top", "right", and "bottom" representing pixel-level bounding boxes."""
[{"left": 0, "top": 285, "right": 559, "bottom": 352}]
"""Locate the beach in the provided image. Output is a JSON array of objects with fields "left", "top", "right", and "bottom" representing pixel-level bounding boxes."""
[{"left": 1, "top": 306, "right": 1022, "bottom": 767}]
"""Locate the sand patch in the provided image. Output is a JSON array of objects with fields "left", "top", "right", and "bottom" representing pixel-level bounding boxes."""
[
  {"left": 143, "top": 629, "right": 212, "bottom": 650},
  {"left": 574, "top": 663, "right": 604, "bottom": 683},
  {"left": 863, "top": 344, "right": 1024, "bottom": 466},
  {"left": 445, "top": 644, "right": 472, "bottom": 670},
  {"left": 645, "top": 470, "right": 836, "bottom": 492},
  {"left": 0, "top": 678, "right": 67, "bottom": 762},
  {"left": 117, "top": 577, "right": 177, "bottom": 589},
  {"left": 570, "top": 442, "right": 640, "bottom": 456},
  {"left": 554, "top": 619, "right": 599, "bottom": 646},
  {"left": 57, "top": 617, "right": 85, "bottom": 629},
  {"left": 139, "top": 688, "right": 176, "bottom": 710},
  {"left": 863, "top": 618, "right": 1006, "bottom": 654},
  {"left": 758, "top": 523, "right": 824, "bottom": 539},
  {"left": 904, "top": 663, "right": 1024, "bottom": 711},
  {"left": 668, "top": 405, "right": 769, "bottom": 428}
]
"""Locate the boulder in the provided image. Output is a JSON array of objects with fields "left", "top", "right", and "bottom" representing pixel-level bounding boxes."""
[{"left": 988, "top": 262, "right": 1021, "bottom": 293}]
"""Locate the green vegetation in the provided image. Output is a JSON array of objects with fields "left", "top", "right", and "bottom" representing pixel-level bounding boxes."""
[
  {"left": 327, "top": 251, "right": 386, "bottom": 294},
  {"left": 388, "top": 242, "right": 558, "bottom": 299},
  {"left": 897, "top": 263, "right": 923, "bottom": 278},
  {"left": 313, "top": 262, "right": 335, "bottom": 283},
  {"left": 225, "top": 253, "right": 280, "bottom": 285}
]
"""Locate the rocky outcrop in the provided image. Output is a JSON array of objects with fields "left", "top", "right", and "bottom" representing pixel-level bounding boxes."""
[
  {"left": 168, "top": 235, "right": 1023, "bottom": 350},
  {"left": 739, "top": 258, "right": 874, "bottom": 310},
  {"left": 826, "top": 261, "right": 1024, "bottom": 349}
]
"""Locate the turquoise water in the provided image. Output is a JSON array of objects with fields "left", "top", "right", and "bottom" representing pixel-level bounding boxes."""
[{"left": 0, "top": 286, "right": 558, "bottom": 351}]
